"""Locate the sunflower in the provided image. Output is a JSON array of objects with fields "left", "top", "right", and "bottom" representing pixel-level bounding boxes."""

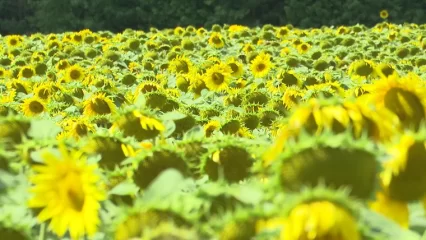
[
  {"left": 226, "top": 58, "right": 244, "bottom": 78},
  {"left": 56, "top": 59, "right": 70, "bottom": 72},
  {"left": 370, "top": 132, "right": 426, "bottom": 228},
  {"left": 17, "top": 65, "right": 36, "bottom": 79},
  {"left": 208, "top": 32, "right": 225, "bottom": 48},
  {"left": 250, "top": 52, "right": 272, "bottom": 78},
  {"left": 203, "top": 62, "right": 233, "bottom": 92},
  {"left": 373, "top": 63, "right": 399, "bottom": 80},
  {"left": 110, "top": 110, "right": 164, "bottom": 141},
  {"left": 296, "top": 42, "right": 311, "bottom": 54},
  {"left": 283, "top": 200, "right": 360, "bottom": 240},
  {"left": 380, "top": 10, "right": 389, "bottom": 19},
  {"left": 364, "top": 72, "right": 426, "bottom": 130},
  {"left": 0, "top": 67, "right": 10, "bottom": 79},
  {"left": 83, "top": 93, "right": 117, "bottom": 116},
  {"left": 65, "top": 65, "right": 85, "bottom": 82},
  {"left": 28, "top": 144, "right": 105, "bottom": 240},
  {"left": 5, "top": 35, "right": 22, "bottom": 48},
  {"left": 33, "top": 83, "right": 54, "bottom": 101},
  {"left": 276, "top": 26, "right": 290, "bottom": 38},
  {"left": 21, "top": 97, "right": 47, "bottom": 116},
  {"left": 204, "top": 120, "right": 221, "bottom": 137},
  {"left": 62, "top": 118, "right": 96, "bottom": 140},
  {"left": 348, "top": 59, "right": 376, "bottom": 82},
  {"left": 168, "top": 55, "right": 193, "bottom": 74}
]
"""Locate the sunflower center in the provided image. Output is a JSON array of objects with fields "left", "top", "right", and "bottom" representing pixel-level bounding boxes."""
[
  {"left": 38, "top": 88, "right": 50, "bottom": 99},
  {"left": 281, "top": 73, "right": 298, "bottom": 86},
  {"left": 22, "top": 68, "right": 34, "bottom": 78},
  {"left": 256, "top": 63, "right": 266, "bottom": 72},
  {"left": 355, "top": 63, "right": 373, "bottom": 76},
  {"left": 212, "top": 72, "right": 225, "bottom": 85},
  {"left": 13, "top": 83, "right": 27, "bottom": 94},
  {"left": 301, "top": 44, "right": 308, "bottom": 51},
  {"left": 212, "top": 36, "right": 222, "bottom": 45},
  {"left": 29, "top": 101, "right": 44, "bottom": 114},
  {"left": 90, "top": 98, "right": 111, "bottom": 114},
  {"left": 75, "top": 123, "right": 88, "bottom": 136},
  {"left": 229, "top": 63, "right": 239, "bottom": 74},
  {"left": 176, "top": 61, "right": 189, "bottom": 73},
  {"left": 69, "top": 69, "right": 81, "bottom": 80},
  {"left": 381, "top": 66, "right": 395, "bottom": 77},
  {"left": 279, "top": 29, "right": 288, "bottom": 35},
  {"left": 64, "top": 171, "right": 85, "bottom": 211},
  {"left": 384, "top": 87, "right": 425, "bottom": 129},
  {"left": 10, "top": 39, "right": 18, "bottom": 46}
]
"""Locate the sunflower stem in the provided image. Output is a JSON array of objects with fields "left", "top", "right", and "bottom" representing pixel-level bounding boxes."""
[{"left": 38, "top": 223, "right": 45, "bottom": 240}]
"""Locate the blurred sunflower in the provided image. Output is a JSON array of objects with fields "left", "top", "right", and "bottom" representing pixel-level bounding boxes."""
[
  {"left": 348, "top": 59, "right": 376, "bottom": 82},
  {"left": 364, "top": 72, "right": 426, "bottom": 130},
  {"left": 250, "top": 52, "right": 272, "bottom": 78},
  {"left": 83, "top": 93, "right": 117, "bottom": 116},
  {"left": 380, "top": 10, "right": 389, "bottom": 19},
  {"left": 28, "top": 144, "right": 105, "bottom": 240},
  {"left": 5, "top": 35, "right": 22, "bottom": 48},
  {"left": 208, "top": 32, "right": 225, "bottom": 48},
  {"left": 168, "top": 55, "right": 193, "bottom": 74},
  {"left": 226, "top": 57, "right": 244, "bottom": 78}
]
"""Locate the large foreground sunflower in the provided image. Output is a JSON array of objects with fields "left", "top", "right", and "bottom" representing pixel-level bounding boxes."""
[{"left": 28, "top": 144, "right": 105, "bottom": 239}]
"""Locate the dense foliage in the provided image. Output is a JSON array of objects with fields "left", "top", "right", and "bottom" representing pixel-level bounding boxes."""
[{"left": 0, "top": 0, "right": 425, "bottom": 34}]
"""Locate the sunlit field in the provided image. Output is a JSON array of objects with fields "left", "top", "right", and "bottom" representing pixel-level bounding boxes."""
[{"left": 1, "top": 21, "right": 426, "bottom": 240}]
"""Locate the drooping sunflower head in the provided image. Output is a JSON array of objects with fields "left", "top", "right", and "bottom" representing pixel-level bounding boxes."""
[
  {"left": 132, "top": 145, "right": 189, "bottom": 189},
  {"left": 21, "top": 96, "right": 47, "bottom": 117},
  {"left": 61, "top": 117, "right": 96, "bottom": 140},
  {"left": 32, "top": 83, "right": 54, "bottom": 101},
  {"left": 373, "top": 63, "right": 399, "bottom": 80},
  {"left": 83, "top": 93, "right": 117, "bottom": 116},
  {"left": 168, "top": 55, "right": 193, "bottom": 74},
  {"left": 203, "top": 62, "right": 233, "bottom": 92},
  {"left": 271, "top": 130, "right": 379, "bottom": 199},
  {"left": 364, "top": 72, "right": 426, "bottom": 130},
  {"left": 208, "top": 32, "right": 225, "bottom": 48},
  {"left": 250, "top": 52, "right": 273, "bottom": 78},
  {"left": 28, "top": 144, "right": 105, "bottom": 240},
  {"left": 83, "top": 133, "right": 133, "bottom": 170},
  {"left": 6, "top": 79, "right": 30, "bottom": 95},
  {"left": 200, "top": 136, "right": 255, "bottom": 183},
  {"left": 380, "top": 131, "right": 426, "bottom": 202},
  {"left": 348, "top": 59, "right": 376, "bottom": 82},
  {"left": 226, "top": 57, "right": 244, "bottom": 78},
  {"left": 110, "top": 108, "right": 164, "bottom": 141}
]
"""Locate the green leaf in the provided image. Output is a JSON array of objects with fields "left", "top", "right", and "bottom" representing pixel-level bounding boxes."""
[
  {"left": 231, "top": 184, "right": 264, "bottom": 205},
  {"left": 28, "top": 119, "right": 62, "bottom": 140},
  {"left": 361, "top": 208, "right": 422, "bottom": 240},
  {"left": 142, "top": 169, "right": 184, "bottom": 202},
  {"left": 108, "top": 181, "right": 139, "bottom": 196},
  {"left": 161, "top": 111, "right": 187, "bottom": 121}
]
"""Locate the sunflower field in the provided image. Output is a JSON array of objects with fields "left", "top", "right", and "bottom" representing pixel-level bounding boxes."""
[{"left": 1, "top": 19, "right": 426, "bottom": 240}]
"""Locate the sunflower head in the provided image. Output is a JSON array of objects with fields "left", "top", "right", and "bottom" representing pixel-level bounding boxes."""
[
  {"left": 132, "top": 146, "right": 189, "bottom": 189},
  {"left": 17, "top": 65, "right": 35, "bottom": 79},
  {"left": 168, "top": 55, "right": 193, "bottom": 74},
  {"left": 0, "top": 116, "right": 31, "bottom": 145},
  {"left": 365, "top": 72, "right": 426, "bottom": 130},
  {"left": 279, "top": 187, "right": 361, "bottom": 240},
  {"left": 380, "top": 131, "right": 426, "bottom": 202},
  {"left": 271, "top": 130, "right": 379, "bottom": 199},
  {"left": 348, "top": 59, "right": 376, "bottom": 81},
  {"left": 226, "top": 58, "right": 244, "bottom": 78},
  {"left": 21, "top": 96, "right": 47, "bottom": 117},
  {"left": 110, "top": 109, "right": 164, "bottom": 141},
  {"left": 204, "top": 62, "right": 233, "bottom": 92},
  {"left": 380, "top": 9, "right": 389, "bottom": 19},
  {"left": 201, "top": 136, "right": 254, "bottom": 183},
  {"left": 208, "top": 32, "right": 225, "bottom": 48},
  {"left": 250, "top": 52, "right": 273, "bottom": 78},
  {"left": 28, "top": 144, "right": 105, "bottom": 239},
  {"left": 65, "top": 65, "right": 85, "bottom": 82},
  {"left": 83, "top": 93, "right": 116, "bottom": 116}
]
